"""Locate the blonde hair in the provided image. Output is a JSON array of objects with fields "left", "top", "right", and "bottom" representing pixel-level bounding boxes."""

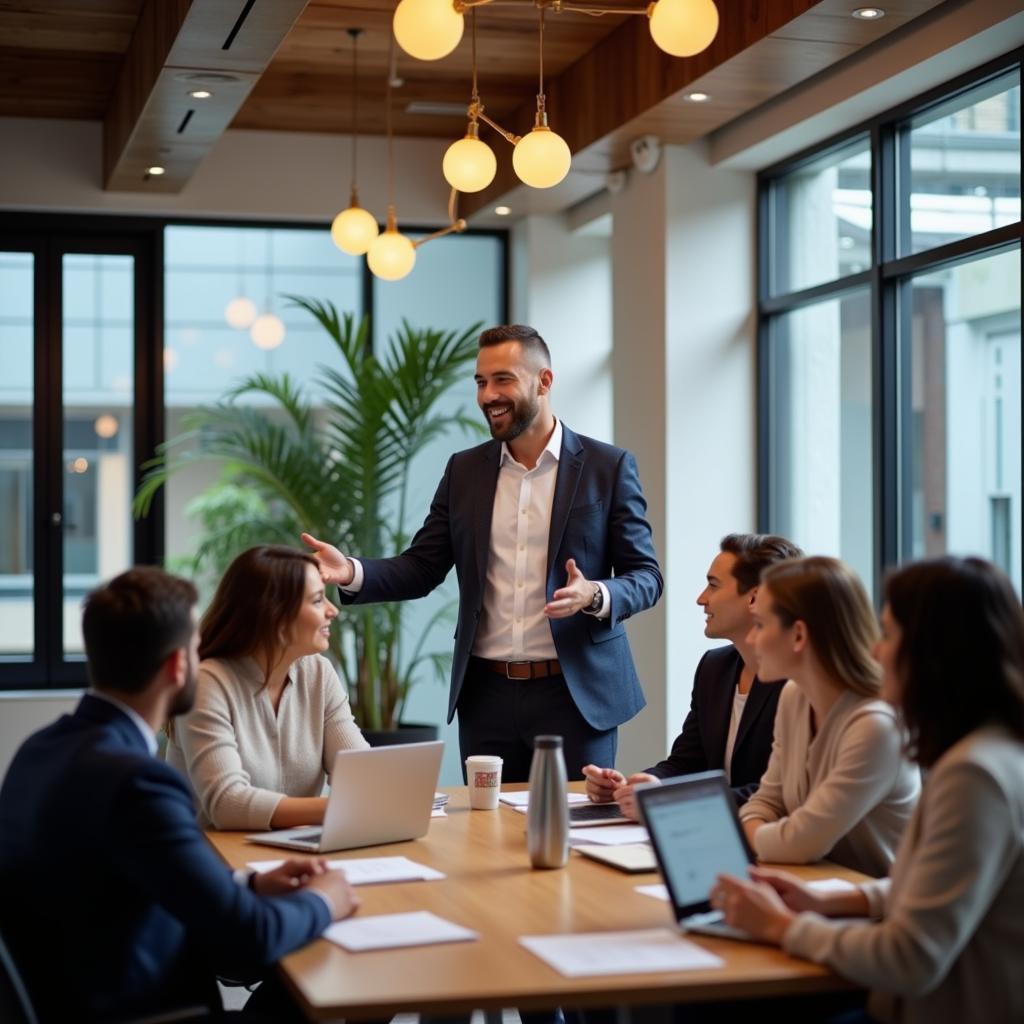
[{"left": 761, "top": 556, "right": 881, "bottom": 697}]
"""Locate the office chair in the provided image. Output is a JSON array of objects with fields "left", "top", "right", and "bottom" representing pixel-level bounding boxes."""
[{"left": 0, "top": 928, "right": 38, "bottom": 1024}]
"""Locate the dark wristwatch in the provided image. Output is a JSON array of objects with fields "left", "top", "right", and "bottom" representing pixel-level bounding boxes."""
[{"left": 587, "top": 584, "right": 604, "bottom": 614}]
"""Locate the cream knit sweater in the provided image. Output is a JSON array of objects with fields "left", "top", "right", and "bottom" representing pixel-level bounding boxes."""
[
  {"left": 739, "top": 682, "right": 920, "bottom": 876},
  {"left": 166, "top": 654, "right": 368, "bottom": 829}
]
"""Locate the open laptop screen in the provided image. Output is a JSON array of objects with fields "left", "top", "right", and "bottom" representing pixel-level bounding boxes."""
[{"left": 638, "top": 770, "right": 754, "bottom": 917}]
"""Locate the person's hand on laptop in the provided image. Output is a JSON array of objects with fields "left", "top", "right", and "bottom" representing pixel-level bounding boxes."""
[
  {"left": 711, "top": 873, "right": 794, "bottom": 945},
  {"left": 582, "top": 764, "right": 625, "bottom": 803},
  {"left": 613, "top": 772, "right": 660, "bottom": 821},
  {"left": 301, "top": 532, "right": 355, "bottom": 587},
  {"left": 748, "top": 866, "right": 870, "bottom": 919}
]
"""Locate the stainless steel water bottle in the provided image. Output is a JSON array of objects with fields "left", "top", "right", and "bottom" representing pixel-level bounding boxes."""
[{"left": 527, "top": 734, "right": 569, "bottom": 869}]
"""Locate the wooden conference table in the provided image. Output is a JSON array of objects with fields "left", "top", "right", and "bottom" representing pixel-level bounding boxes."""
[{"left": 208, "top": 786, "right": 867, "bottom": 1021}]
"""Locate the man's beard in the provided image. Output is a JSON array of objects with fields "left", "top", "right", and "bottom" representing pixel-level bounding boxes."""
[
  {"left": 169, "top": 661, "right": 198, "bottom": 718},
  {"left": 484, "top": 391, "right": 539, "bottom": 442}
]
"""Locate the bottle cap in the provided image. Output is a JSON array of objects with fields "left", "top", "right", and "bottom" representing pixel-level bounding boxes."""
[{"left": 534, "top": 735, "right": 563, "bottom": 749}]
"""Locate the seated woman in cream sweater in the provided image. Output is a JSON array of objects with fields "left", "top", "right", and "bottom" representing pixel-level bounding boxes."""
[
  {"left": 714, "top": 556, "right": 1024, "bottom": 1024},
  {"left": 738, "top": 556, "right": 919, "bottom": 877},
  {"left": 166, "top": 545, "right": 368, "bottom": 829}
]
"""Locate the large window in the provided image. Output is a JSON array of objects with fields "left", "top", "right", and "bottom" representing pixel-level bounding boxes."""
[
  {"left": 760, "top": 54, "right": 1022, "bottom": 594},
  {"left": 0, "top": 216, "right": 507, "bottom": 688}
]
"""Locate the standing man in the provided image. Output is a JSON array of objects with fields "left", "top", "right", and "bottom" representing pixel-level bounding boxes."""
[
  {"left": 304, "top": 324, "right": 662, "bottom": 780},
  {"left": 0, "top": 566, "right": 358, "bottom": 1023},
  {"left": 584, "top": 533, "right": 802, "bottom": 815}
]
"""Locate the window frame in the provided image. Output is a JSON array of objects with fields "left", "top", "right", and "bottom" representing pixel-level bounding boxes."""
[
  {"left": 0, "top": 211, "right": 509, "bottom": 690},
  {"left": 757, "top": 47, "right": 1024, "bottom": 597}
]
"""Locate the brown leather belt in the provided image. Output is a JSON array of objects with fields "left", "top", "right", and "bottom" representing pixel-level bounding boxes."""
[{"left": 475, "top": 658, "right": 562, "bottom": 680}]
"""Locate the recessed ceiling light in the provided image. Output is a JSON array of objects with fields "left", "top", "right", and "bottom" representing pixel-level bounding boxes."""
[
  {"left": 852, "top": 7, "right": 885, "bottom": 19},
  {"left": 494, "top": 206, "right": 512, "bottom": 216},
  {"left": 188, "top": 89, "right": 212, "bottom": 99},
  {"left": 147, "top": 165, "right": 166, "bottom": 176},
  {"left": 685, "top": 92, "right": 710, "bottom": 103}
]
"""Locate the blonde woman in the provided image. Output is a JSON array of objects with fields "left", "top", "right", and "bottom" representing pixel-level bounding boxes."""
[
  {"left": 738, "top": 556, "right": 919, "bottom": 876},
  {"left": 166, "top": 545, "right": 368, "bottom": 830}
]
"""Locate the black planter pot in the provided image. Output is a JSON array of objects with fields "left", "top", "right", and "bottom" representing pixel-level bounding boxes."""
[{"left": 361, "top": 722, "right": 440, "bottom": 747}]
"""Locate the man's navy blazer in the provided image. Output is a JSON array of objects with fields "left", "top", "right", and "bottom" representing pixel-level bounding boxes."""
[
  {"left": 645, "top": 645, "right": 785, "bottom": 804},
  {"left": 342, "top": 424, "right": 663, "bottom": 731},
  {"left": 0, "top": 694, "right": 331, "bottom": 1023}
]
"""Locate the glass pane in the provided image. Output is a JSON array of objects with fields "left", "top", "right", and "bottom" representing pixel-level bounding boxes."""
[
  {"left": 63, "top": 254, "right": 135, "bottom": 655},
  {"left": 767, "top": 289, "right": 874, "bottom": 591},
  {"left": 0, "top": 252, "right": 34, "bottom": 657},
  {"left": 902, "top": 71, "right": 1021, "bottom": 256},
  {"left": 162, "top": 225, "right": 362, "bottom": 589},
  {"left": 768, "top": 136, "right": 872, "bottom": 296},
  {"left": 902, "top": 247, "right": 1021, "bottom": 592}
]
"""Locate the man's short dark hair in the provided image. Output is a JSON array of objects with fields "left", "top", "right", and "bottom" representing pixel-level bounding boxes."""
[
  {"left": 82, "top": 566, "right": 198, "bottom": 695},
  {"left": 720, "top": 533, "right": 804, "bottom": 594},
  {"left": 478, "top": 324, "right": 551, "bottom": 368}
]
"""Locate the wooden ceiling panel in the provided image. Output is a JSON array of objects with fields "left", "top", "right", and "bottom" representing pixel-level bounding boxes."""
[
  {"left": 0, "top": 49, "right": 123, "bottom": 119},
  {"left": 0, "top": 1, "right": 140, "bottom": 54}
]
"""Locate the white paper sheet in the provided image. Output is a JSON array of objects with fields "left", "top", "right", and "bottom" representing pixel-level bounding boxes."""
[
  {"left": 431, "top": 807, "right": 447, "bottom": 818},
  {"left": 246, "top": 856, "right": 445, "bottom": 885},
  {"left": 808, "top": 877, "right": 857, "bottom": 893},
  {"left": 519, "top": 928, "right": 723, "bottom": 976},
  {"left": 499, "top": 792, "right": 589, "bottom": 808},
  {"left": 323, "top": 911, "right": 479, "bottom": 951},
  {"left": 634, "top": 883, "right": 669, "bottom": 901},
  {"left": 568, "top": 825, "right": 649, "bottom": 846}
]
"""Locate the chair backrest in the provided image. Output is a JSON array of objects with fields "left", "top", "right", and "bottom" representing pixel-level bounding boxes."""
[{"left": 0, "top": 928, "right": 38, "bottom": 1024}]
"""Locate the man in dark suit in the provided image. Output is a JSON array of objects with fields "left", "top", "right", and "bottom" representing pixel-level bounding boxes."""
[
  {"left": 0, "top": 566, "right": 358, "bottom": 1023},
  {"left": 304, "top": 324, "right": 662, "bottom": 780},
  {"left": 583, "top": 533, "right": 802, "bottom": 813}
]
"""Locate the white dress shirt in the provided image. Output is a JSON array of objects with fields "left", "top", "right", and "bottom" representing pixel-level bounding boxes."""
[{"left": 344, "top": 418, "right": 609, "bottom": 663}]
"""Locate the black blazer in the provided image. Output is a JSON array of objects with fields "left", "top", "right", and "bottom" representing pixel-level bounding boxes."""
[
  {"left": 343, "top": 424, "right": 663, "bottom": 731},
  {"left": 0, "top": 695, "right": 331, "bottom": 1023},
  {"left": 645, "top": 645, "right": 785, "bottom": 805}
]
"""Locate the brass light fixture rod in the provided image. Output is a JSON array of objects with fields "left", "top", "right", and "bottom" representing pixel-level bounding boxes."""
[
  {"left": 413, "top": 188, "right": 468, "bottom": 248},
  {"left": 456, "top": 0, "right": 653, "bottom": 16}
]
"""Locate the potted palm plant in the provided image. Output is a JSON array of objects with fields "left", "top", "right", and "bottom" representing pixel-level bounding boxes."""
[{"left": 134, "top": 297, "right": 484, "bottom": 736}]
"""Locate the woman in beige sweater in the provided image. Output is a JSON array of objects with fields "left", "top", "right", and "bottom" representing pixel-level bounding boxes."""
[
  {"left": 715, "top": 556, "right": 1024, "bottom": 1024},
  {"left": 166, "top": 545, "right": 368, "bottom": 829},
  {"left": 739, "top": 557, "right": 919, "bottom": 876}
]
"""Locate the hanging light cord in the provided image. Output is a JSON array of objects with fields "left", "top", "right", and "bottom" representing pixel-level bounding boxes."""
[
  {"left": 349, "top": 29, "right": 360, "bottom": 195},
  {"left": 471, "top": 8, "right": 479, "bottom": 105},
  {"left": 537, "top": 5, "right": 546, "bottom": 115},
  {"left": 386, "top": 30, "right": 396, "bottom": 215}
]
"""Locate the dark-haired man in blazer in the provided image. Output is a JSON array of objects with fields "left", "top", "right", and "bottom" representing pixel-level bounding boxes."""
[
  {"left": 0, "top": 567, "right": 359, "bottom": 1023},
  {"left": 304, "top": 324, "right": 662, "bottom": 781},
  {"left": 584, "top": 533, "right": 802, "bottom": 814}
]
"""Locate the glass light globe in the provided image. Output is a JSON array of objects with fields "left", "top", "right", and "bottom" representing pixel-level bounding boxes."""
[
  {"left": 443, "top": 134, "right": 497, "bottom": 193},
  {"left": 331, "top": 205, "right": 379, "bottom": 255},
  {"left": 224, "top": 295, "right": 257, "bottom": 329},
  {"left": 393, "top": 0, "right": 463, "bottom": 61},
  {"left": 648, "top": 0, "right": 719, "bottom": 58},
  {"left": 250, "top": 313, "right": 286, "bottom": 350},
  {"left": 512, "top": 126, "right": 572, "bottom": 189},
  {"left": 367, "top": 229, "right": 417, "bottom": 281}
]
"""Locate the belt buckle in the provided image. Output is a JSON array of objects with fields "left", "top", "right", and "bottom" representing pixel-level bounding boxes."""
[{"left": 505, "top": 660, "right": 531, "bottom": 680}]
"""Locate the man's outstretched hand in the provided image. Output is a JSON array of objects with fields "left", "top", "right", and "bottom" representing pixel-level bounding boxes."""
[
  {"left": 544, "top": 558, "right": 596, "bottom": 619},
  {"left": 301, "top": 533, "right": 355, "bottom": 587}
]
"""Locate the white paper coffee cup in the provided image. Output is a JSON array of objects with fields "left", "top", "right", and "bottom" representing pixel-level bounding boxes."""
[{"left": 465, "top": 755, "right": 503, "bottom": 809}]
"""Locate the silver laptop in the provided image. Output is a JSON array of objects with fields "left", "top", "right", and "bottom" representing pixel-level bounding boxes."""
[
  {"left": 637, "top": 770, "right": 757, "bottom": 940},
  {"left": 246, "top": 741, "right": 444, "bottom": 853}
]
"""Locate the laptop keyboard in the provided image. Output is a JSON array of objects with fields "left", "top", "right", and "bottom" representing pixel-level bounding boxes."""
[
  {"left": 289, "top": 829, "right": 322, "bottom": 842},
  {"left": 569, "top": 803, "right": 628, "bottom": 823}
]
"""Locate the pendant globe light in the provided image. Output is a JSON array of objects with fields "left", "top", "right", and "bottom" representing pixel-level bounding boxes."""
[
  {"left": 331, "top": 29, "right": 379, "bottom": 256},
  {"left": 224, "top": 230, "right": 257, "bottom": 329},
  {"left": 442, "top": 10, "right": 497, "bottom": 193},
  {"left": 367, "top": 36, "right": 416, "bottom": 282},
  {"left": 512, "top": 7, "right": 570, "bottom": 189},
  {"left": 393, "top": 0, "right": 463, "bottom": 61},
  {"left": 647, "top": 0, "right": 719, "bottom": 58}
]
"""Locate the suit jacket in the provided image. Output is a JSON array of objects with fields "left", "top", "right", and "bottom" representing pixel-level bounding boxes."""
[
  {"left": 342, "top": 424, "right": 663, "bottom": 730},
  {"left": 0, "top": 694, "right": 331, "bottom": 1023},
  {"left": 645, "top": 645, "right": 785, "bottom": 805}
]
